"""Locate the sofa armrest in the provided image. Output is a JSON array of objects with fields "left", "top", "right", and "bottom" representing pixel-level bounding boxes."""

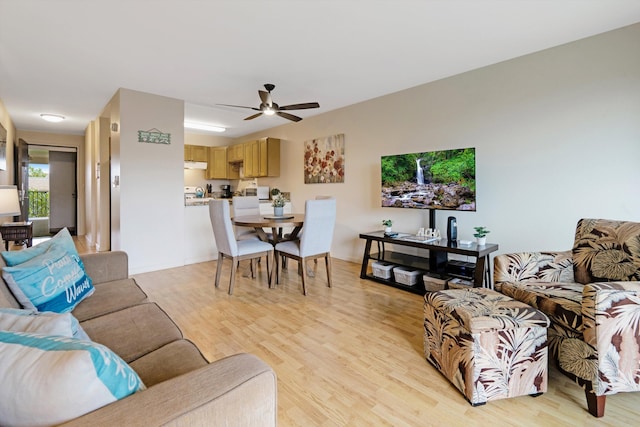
[
  {"left": 494, "top": 250, "right": 574, "bottom": 290},
  {"left": 80, "top": 251, "right": 129, "bottom": 284},
  {"left": 581, "top": 281, "right": 640, "bottom": 395},
  {"left": 59, "top": 353, "right": 277, "bottom": 426}
]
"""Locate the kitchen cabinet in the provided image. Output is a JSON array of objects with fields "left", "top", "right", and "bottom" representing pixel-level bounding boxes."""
[
  {"left": 243, "top": 140, "right": 259, "bottom": 177},
  {"left": 243, "top": 138, "right": 280, "bottom": 178},
  {"left": 227, "top": 144, "right": 244, "bottom": 163},
  {"left": 206, "top": 146, "right": 227, "bottom": 179},
  {"left": 184, "top": 144, "right": 208, "bottom": 162}
]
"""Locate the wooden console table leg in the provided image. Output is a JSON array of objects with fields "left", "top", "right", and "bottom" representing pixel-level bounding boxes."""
[
  {"left": 484, "top": 255, "right": 492, "bottom": 289},
  {"left": 360, "top": 238, "right": 373, "bottom": 279},
  {"left": 474, "top": 256, "right": 486, "bottom": 288}
]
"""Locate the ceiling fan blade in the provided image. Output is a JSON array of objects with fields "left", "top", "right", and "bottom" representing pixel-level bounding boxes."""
[
  {"left": 258, "top": 90, "right": 272, "bottom": 107},
  {"left": 276, "top": 111, "right": 302, "bottom": 122},
  {"left": 217, "top": 103, "right": 260, "bottom": 111},
  {"left": 244, "top": 112, "right": 263, "bottom": 121},
  {"left": 279, "top": 102, "right": 320, "bottom": 111}
]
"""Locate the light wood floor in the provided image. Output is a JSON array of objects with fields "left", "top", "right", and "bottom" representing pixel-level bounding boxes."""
[{"left": 71, "top": 237, "right": 639, "bottom": 426}]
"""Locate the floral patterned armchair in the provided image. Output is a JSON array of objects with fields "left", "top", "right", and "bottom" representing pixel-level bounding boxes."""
[{"left": 494, "top": 218, "right": 640, "bottom": 417}]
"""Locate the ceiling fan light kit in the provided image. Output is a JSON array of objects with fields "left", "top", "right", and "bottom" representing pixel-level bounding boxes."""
[{"left": 218, "top": 84, "right": 319, "bottom": 122}]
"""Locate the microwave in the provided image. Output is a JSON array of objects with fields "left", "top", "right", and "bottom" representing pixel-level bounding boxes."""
[{"left": 244, "top": 186, "right": 270, "bottom": 200}]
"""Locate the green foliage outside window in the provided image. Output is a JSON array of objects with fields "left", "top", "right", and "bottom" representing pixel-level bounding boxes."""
[
  {"left": 29, "top": 166, "right": 47, "bottom": 177},
  {"left": 28, "top": 189, "right": 49, "bottom": 218}
]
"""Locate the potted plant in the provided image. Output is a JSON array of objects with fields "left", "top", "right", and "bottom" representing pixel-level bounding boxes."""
[
  {"left": 382, "top": 219, "right": 393, "bottom": 233},
  {"left": 473, "top": 226, "right": 490, "bottom": 246},
  {"left": 272, "top": 193, "right": 287, "bottom": 216}
]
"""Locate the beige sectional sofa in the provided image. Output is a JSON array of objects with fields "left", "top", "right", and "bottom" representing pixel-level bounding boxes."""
[
  {"left": 494, "top": 218, "right": 640, "bottom": 418},
  {"left": 0, "top": 250, "right": 277, "bottom": 426}
]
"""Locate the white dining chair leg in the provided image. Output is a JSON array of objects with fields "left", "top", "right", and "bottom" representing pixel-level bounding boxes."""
[
  {"left": 215, "top": 252, "right": 223, "bottom": 288},
  {"left": 325, "top": 254, "right": 332, "bottom": 288},
  {"left": 300, "top": 256, "right": 309, "bottom": 296},
  {"left": 228, "top": 255, "right": 238, "bottom": 295}
]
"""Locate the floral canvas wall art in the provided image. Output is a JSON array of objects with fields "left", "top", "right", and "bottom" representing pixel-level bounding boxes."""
[{"left": 304, "top": 134, "right": 345, "bottom": 184}]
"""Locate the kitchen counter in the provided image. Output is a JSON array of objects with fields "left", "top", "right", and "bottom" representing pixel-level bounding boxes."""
[{"left": 184, "top": 198, "right": 274, "bottom": 207}]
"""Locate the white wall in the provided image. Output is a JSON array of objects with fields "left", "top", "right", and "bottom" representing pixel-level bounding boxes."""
[
  {"left": 115, "top": 89, "right": 185, "bottom": 274},
  {"left": 239, "top": 23, "right": 640, "bottom": 263}
]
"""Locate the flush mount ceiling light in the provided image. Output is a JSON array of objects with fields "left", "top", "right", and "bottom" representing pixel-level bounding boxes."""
[
  {"left": 40, "top": 113, "right": 65, "bottom": 123},
  {"left": 184, "top": 122, "right": 226, "bottom": 133}
]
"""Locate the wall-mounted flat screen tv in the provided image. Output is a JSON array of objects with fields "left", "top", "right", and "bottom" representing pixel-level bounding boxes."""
[{"left": 381, "top": 147, "right": 476, "bottom": 211}]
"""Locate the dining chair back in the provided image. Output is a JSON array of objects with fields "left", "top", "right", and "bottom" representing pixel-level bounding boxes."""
[
  {"left": 232, "top": 196, "right": 260, "bottom": 240},
  {"left": 274, "top": 198, "right": 337, "bottom": 295},
  {"left": 209, "top": 200, "right": 274, "bottom": 294}
]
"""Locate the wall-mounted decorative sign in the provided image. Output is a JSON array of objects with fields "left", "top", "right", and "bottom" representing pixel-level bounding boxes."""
[
  {"left": 304, "top": 133, "right": 345, "bottom": 184},
  {"left": 138, "top": 128, "right": 171, "bottom": 144}
]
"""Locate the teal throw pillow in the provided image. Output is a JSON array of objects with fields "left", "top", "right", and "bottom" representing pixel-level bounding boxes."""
[
  {"left": 0, "top": 307, "right": 89, "bottom": 340},
  {"left": 2, "top": 245, "right": 94, "bottom": 313},
  {"left": 1, "top": 227, "right": 83, "bottom": 268},
  {"left": 0, "top": 330, "right": 145, "bottom": 426}
]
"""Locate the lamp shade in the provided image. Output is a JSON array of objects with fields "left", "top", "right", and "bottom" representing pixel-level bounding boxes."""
[{"left": 0, "top": 185, "right": 21, "bottom": 216}]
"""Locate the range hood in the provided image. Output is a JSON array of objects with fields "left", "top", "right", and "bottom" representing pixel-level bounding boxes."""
[{"left": 184, "top": 161, "right": 207, "bottom": 170}]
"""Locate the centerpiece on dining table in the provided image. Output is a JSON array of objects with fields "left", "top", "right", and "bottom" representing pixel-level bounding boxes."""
[{"left": 271, "top": 193, "right": 288, "bottom": 216}]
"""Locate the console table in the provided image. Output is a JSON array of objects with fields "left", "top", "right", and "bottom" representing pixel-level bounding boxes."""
[
  {"left": 0, "top": 221, "right": 33, "bottom": 250},
  {"left": 359, "top": 231, "right": 499, "bottom": 294}
]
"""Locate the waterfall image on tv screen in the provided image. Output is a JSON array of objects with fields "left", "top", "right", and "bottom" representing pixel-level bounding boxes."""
[{"left": 381, "top": 147, "right": 476, "bottom": 211}]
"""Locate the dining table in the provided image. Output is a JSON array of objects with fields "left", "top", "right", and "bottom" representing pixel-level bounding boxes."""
[{"left": 232, "top": 213, "right": 305, "bottom": 244}]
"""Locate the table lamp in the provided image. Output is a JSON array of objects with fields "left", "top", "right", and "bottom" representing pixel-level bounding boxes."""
[
  {"left": 0, "top": 185, "right": 22, "bottom": 250},
  {"left": 0, "top": 185, "right": 21, "bottom": 218}
]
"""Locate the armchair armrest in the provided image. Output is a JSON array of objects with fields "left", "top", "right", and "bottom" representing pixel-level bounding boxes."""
[
  {"left": 494, "top": 250, "right": 574, "bottom": 290},
  {"left": 80, "top": 251, "right": 129, "bottom": 284},
  {"left": 60, "top": 353, "right": 277, "bottom": 426},
  {"left": 581, "top": 281, "right": 640, "bottom": 396}
]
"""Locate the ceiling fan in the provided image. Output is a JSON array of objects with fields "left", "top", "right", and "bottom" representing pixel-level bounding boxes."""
[{"left": 218, "top": 83, "right": 319, "bottom": 122}]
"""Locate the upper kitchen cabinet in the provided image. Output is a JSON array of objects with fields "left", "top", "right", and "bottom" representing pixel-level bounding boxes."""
[
  {"left": 243, "top": 138, "right": 280, "bottom": 178},
  {"left": 184, "top": 144, "right": 208, "bottom": 162},
  {"left": 227, "top": 143, "right": 245, "bottom": 163},
  {"left": 206, "top": 146, "right": 228, "bottom": 179}
]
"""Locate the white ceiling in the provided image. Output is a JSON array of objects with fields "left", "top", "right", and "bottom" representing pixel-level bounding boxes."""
[{"left": 1, "top": 1, "right": 640, "bottom": 138}]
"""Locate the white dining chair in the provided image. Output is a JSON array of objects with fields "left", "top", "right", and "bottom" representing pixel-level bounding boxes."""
[
  {"left": 232, "top": 196, "right": 261, "bottom": 240},
  {"left": 209, "top": 200, "right": 274, "bottom": 295},
  {"left": 274, "top": 198, "right": 337, "bottom": 295}
]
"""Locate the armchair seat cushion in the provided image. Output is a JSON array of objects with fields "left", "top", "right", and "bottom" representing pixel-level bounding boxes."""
[{"left": 498, "top": 281, "right": 584, "bottom": 334}]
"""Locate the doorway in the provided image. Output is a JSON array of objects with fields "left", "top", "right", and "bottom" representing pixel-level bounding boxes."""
[{"left": 18, "top": 144, "right": 78, "bottom": 237}]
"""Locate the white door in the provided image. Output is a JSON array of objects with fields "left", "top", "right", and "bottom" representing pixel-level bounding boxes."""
[{"left": 49, "top": 151, "right": 77, "bottom": 234}]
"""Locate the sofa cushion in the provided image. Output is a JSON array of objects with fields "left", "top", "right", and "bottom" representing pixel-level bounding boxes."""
[
  {"left": 129, "top": 340, "right": 209, "bottom": 387},
  {"left": 72, "top": 278, "right": 148, "bottom": 322},
  {"left": 573, "top": 218, "right": 640, "bottom": 284},
  {"left": 2, "top": 245, "right": 94, "bottom": 313},
  {"left": 498, "top": 281, "right": 584, "bottom": 333},
  {"left": 80, "top": 302, "right": 183, "bottom": 363},
  {"left": 0, "top": 330, "right": 145, "bottom": 427},
  {"left": 0, "top": 307, "right": 88, "bottom": 339}
]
